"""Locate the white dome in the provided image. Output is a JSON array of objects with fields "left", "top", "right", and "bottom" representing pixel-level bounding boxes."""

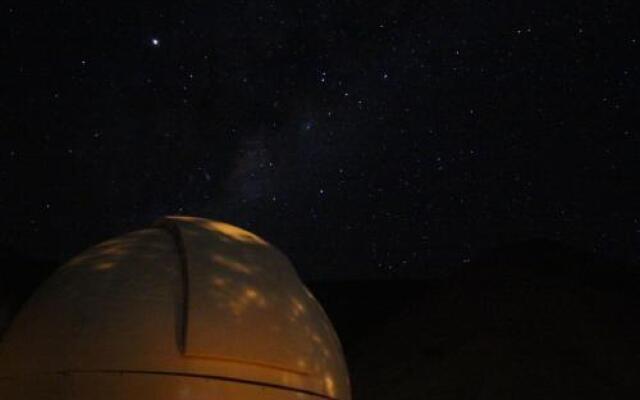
[{"left": 0, "top": 216, "right": 350, "bottom": 399}]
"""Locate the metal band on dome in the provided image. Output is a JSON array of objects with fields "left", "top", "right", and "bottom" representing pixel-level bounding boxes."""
[{"left": 53, "top": 369, "right": 336, "bottom": 399}]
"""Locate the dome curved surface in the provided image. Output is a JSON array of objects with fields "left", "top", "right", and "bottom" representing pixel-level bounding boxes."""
[{"left": 0, "top": 216, "right": 350, "bottom": 400}]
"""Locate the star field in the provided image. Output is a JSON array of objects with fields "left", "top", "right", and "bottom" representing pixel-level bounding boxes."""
[{"left": 2, "top": 1, "right": 640, "bottom": 279}]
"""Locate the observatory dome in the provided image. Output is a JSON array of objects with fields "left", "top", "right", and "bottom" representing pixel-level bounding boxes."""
[{"left": 0, "top": 216, "right": 350, "bottom": 400}]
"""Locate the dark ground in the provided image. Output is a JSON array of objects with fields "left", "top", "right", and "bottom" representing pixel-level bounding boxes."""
[
  {"left": 311, "top": 241, "right": 640, "bottom": 399},
  {"left": 3, "top": 240, "right": 640, "bottom": 398}
]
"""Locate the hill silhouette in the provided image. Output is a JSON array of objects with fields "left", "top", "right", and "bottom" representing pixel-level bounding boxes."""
[
  {"left": 0, "top": 247, "right": 58, "bottom": 336},
  {"left": 310, "top": 239, "right": 640, "bottom": 399}
]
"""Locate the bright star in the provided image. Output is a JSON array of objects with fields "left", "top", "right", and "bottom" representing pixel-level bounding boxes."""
[{"left": 151, "top": 38, "right": 160, "bottom": 46}]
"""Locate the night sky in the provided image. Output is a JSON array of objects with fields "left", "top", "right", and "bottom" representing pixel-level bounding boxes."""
[{"left": 3, "top": 1, "right": 640, "bottom": 279}]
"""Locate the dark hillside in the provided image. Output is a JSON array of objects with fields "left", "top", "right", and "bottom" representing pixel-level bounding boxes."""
[{"left": 310, "top": 240, "right": 640, "bottom": 399}]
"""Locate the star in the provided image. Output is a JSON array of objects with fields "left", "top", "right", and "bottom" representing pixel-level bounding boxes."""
[{"left": 151, "top": 38, "right": 160, "bottom": 47}]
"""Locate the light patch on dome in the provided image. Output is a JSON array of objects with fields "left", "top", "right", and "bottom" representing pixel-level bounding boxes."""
[
  {"left": 212, "top": 254, "right": 254, "bottom": 275},
  {"left": 324, "top": 374, "right": 336, "bottom": 398}
]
